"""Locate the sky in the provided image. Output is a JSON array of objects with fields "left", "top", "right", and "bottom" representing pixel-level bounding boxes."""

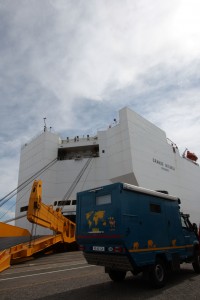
[{"left": 1, "top": 0, "right": 200, "bottom": 222}]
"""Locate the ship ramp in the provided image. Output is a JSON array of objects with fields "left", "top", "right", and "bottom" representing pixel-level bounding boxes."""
[
  {"left": 0, "top": 180, "right": 76, "bottom": 272},
  {"left": 0, "top": 157, "right": 93, "bottom": 272}
]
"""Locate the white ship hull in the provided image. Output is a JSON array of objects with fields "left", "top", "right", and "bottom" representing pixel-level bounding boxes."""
[{"left": 15, "top": 107, "right": 200, "bottom": 234}]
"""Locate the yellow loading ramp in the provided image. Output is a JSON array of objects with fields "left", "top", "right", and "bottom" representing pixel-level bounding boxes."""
[
  {"left": 0, "top": 222, "right": 31, "bottom": 272},
  {"left": 0, "top": 222, "right": 30, "bottom": 237},
  {"left": 0, "top": 180, "right": 76, "bottom": 272}
]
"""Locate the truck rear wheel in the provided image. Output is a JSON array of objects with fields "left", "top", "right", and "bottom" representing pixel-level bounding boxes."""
[
  {"left": 192, "top": 251, "right": 200, "bottom": 273},
  {"left": 108, "top": 270, "right": 126, "bottom": 282},
  {"left": 149, "top": 258, "right": 166, "bottom": 288}
]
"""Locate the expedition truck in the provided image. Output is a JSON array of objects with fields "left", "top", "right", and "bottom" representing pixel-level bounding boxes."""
[{"left": 76, "top": 182, "right": 200, "bottom": 288}]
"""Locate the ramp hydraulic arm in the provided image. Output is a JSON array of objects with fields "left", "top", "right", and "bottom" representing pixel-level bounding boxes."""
[{"left": 27, "top": 180, "right": 76, "bottom": 243}]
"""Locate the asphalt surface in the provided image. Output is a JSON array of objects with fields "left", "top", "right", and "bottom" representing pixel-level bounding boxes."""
[{"left": 0, "top": 251, "right": 199, "bottom": 299}]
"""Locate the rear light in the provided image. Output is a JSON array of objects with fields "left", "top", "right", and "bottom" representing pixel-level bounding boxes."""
[
  {"left": 79, "top": 245, "right": 85, "bottom": 251},
  {"left": 114, "top": 246, "right": 124, "bottom": 253}
]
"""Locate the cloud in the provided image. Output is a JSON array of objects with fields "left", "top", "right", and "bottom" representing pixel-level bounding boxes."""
[
  {"left": 1, "top": 0, "right": 200, "bottom": 221},
  {"left": 0, "top": 201, "right": 16, "bottom": 222},
  {"left": 0, "top": 154, "right": 19, "bottom": 221}
]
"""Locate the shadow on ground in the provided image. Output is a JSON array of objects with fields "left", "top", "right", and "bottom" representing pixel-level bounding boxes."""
[{"left": 39, "top": 267, "right": 199, "bottom": 300}]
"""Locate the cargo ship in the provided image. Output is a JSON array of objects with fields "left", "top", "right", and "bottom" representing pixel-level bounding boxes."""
[{"left": 15, "top": 107, "right": 199, "bottom": 234}]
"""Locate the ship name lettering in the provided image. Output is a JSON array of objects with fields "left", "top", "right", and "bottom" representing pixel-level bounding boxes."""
[
  {"left": 153, "top": 158, "right": 164, "bottom": 166},
  {"left": 165, "top": 163, "right": 175, "bottom": 171},
  {"left": 153, "top": 158, "right": 175, "bottom": 171}
]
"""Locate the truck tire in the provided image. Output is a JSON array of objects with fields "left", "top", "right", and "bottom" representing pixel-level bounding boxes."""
[
  {"left": 108, "top": 270, "right": 126, "bottom": 282},
  {"left": 192, "top": 251, "right": 200, "bottom": 273},
  {"left": 149, "top": 258, "right": 166, "bottom": 288}
]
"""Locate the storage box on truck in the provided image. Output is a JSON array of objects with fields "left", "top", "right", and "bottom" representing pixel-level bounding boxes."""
[{"left": 76, "top": 182, "right": 200, "bottom": 288}]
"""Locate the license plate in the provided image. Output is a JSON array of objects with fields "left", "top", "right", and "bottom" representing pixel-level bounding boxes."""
[{"left": 93, "top": 246, "right": 105, "bottom": 252}]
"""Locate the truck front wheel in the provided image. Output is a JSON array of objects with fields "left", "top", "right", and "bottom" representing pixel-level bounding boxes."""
[
  {"left": 108, "top": 270, "right": 126, "bottom": 282},
  {"left": 192, "top": 251, "right": 200, "bottom": 273},
  {"left": 149, "top": 258, "right": 166, "bottom": 288}
]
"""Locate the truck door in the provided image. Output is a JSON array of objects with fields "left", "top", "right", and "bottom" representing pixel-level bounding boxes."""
[
  {"left": 180, "top": 214, "right": 196, "bottom": 247},
  {"left": 164, "top": 201, "right": 183, "bottom": 247}
]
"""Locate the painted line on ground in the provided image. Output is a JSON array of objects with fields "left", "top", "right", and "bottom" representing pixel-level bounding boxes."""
[
  {"left": 0, "top": 265, "right": 95, "bottom": 281},
  {"left": 3, "top": 261, "right": 86, "bottom": 275}
]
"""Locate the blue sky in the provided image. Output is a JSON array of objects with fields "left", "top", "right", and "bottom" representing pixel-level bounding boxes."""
[{"left": 1, "top": 0, "right": 200, "bottom": 221}]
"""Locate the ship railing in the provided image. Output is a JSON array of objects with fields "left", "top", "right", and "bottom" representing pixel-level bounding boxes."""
[
  {"left": 166, "top": 138, "right": 180, "bottom": 155},
  {"left": 61, "top": 135, "right": 98, "bottom": 145}
]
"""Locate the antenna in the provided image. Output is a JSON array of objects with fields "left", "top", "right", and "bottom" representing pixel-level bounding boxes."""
[{"left": 43, "top": 117, "right": 47, "bottom": 132}]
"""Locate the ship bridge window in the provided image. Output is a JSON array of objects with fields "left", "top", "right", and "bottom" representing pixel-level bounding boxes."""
[
  {"left": 58, "top": 144, "right": 99, "bottom": 160},
  {"left": 58, "top": 200, "right": 71, "bottom": 206},
  {"left": 150, "top": 203, "right": 161, "bottom": 213}
]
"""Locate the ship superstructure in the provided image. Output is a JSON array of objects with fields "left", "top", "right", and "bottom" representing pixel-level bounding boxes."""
[{"left": 15, "top": 107, "right": 199, "bottom": 234}]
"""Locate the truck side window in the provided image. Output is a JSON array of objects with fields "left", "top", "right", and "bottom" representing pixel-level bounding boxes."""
[
  {"left": 150, "top": 203, "right": 161, "bottom": 213},
  {"left": 96, "top": 194, "right": 111, "bottom": 205}
]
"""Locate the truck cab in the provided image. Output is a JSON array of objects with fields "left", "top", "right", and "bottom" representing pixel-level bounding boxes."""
[{"left": 76, "top": 182, "right": 200, "bottom": 288}]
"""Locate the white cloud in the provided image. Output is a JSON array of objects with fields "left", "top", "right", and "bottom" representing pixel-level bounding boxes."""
[
  {"left": 0, "top": 155, "right": 19, "bottom": 197},
  {"left": 29, "top": 0, "right": 200, "bottom": 107},
  {"left": 0, "top": 203, "right": 15, "bottom": 223},
  {"left": 145, "top": 94, "right": 200, "bottom": 154}
]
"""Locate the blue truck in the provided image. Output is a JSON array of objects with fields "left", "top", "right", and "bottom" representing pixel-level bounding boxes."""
[{"left": 76, "top": 182, "right": 200, "bottom": 288}]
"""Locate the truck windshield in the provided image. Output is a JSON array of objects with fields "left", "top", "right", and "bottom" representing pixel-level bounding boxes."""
[
  {"left": 181, "top": 214, "right": 193, "bottom": 231},
  {"left": 181, "top": 216, "right": 187, "bottom": 228}
]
